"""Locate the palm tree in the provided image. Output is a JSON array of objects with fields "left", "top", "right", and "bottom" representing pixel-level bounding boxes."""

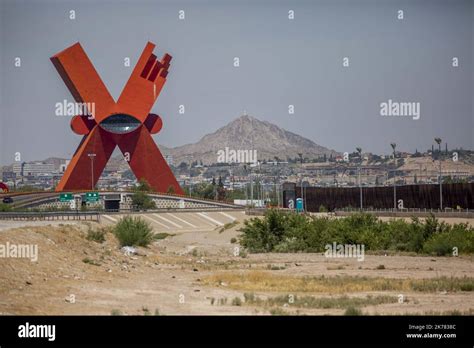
[{"left": 434, "top": 137, "right": 442, "bottom": 152}]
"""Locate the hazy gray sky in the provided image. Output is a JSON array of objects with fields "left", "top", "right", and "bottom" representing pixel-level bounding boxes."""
[{"left": 1, "top": 0, "right": 473, "bottom": 164}]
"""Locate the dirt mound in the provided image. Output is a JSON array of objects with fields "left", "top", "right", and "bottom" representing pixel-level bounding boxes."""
[{"left": 0, "top": 223, "right": 161, "bottom": 314}]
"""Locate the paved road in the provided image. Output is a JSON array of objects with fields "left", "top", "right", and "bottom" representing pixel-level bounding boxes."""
[{"left": 101, "top": 210, "right": 247, "bottom": 233}]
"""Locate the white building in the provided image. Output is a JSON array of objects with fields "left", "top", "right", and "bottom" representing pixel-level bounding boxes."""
[
  {"left": 164, "top": 154, "right": 174, "bottom": 166},
  {"left": 14, "top": 162, "right": 55, "bottom": 176}
]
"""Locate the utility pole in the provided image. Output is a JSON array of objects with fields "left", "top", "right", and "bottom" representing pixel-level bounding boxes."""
[
  {"left": 356, "top": 147, "right": 362, "bottom": 210},
  {"left": 186, "top": 155, "right": 193, "bottom": 197},
  {"left": 390, "top": 143, "right": 397, "bottom": 210},
  {"left": 88, "top": 153, "right": 96, "bottom": 191},
  {"left": 435, "top": 137, "right": 443, "bottom": 210},
  {"left": 257, "top": 161, "right": 261, "bottom": 206},
  {"left": 419, "top": 163, "right": 422, "bottom": 184},
  {"left": 244, "top": 165, "right": 248, "bottom": 206},
  {"left": 275, "top": 162, "right": 281, "bottom": 207},
  {"left": 213, "top": 177, "right": 217, "bottom": 200},
  {"left": 249, "top": 167, "right": 253, "bottom": 207},
  {"left": 298, "top": 153, "right": 304, "bottom": 211},
  {"left": 359, "top": 167, "right": 362, "bottom": 209}
]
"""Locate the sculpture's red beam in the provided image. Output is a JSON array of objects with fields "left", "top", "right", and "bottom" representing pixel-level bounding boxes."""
[{"left": 51, "top": 42, "right": 183, "bottom": 194}]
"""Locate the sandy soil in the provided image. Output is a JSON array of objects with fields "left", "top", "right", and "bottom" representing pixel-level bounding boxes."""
[{"left": 0, "top": 213, "right": 473, "bottom": 316}]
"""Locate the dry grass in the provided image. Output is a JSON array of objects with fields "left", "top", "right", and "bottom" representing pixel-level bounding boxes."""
[
  {"left": 202, "top": 271, "right": 474, "bottom": 293},
  {"left": 421, "top": 309, "right": 474, "bottom": 315},
  {"left": 243, "top": 293, "right": 398, "bottom": 309}
]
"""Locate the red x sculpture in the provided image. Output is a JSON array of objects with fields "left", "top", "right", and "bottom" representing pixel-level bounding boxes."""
[{"left": 51, "top": 42, "right": 183, "bottom": 194}]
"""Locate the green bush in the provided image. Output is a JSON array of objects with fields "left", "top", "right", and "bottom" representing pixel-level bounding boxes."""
[
  {"left": 238, "top": 210, "right": 474, "bottom": 255},
  {"left": 131, "top": 191, "right": 156, "bottom": 210},
  {"left": 423, "top": 223, "right": 474, "bottom": 256},
  {"left": 384, "top": 218, "right": 425, "bottom": 252},
  {"left": 231, "top": 297, "right": 242, "bottom": 306},
  {"left": 86, "top": 226, "right": 107, "bottom": 243},
  {"left": 344, "top": 306, "right": 362, "bottom": 315},
  {"left": 113, "top": 216, "right": 154, "bottom": 247},
  {"left": 239, "top": 209, "right": 286, "bottom": 252},
  {"left": 134, "top": 179, "right": 153, "bottom": 192},
  {"left": 0, "top": 203, "right": 13, "bottom": 212}
]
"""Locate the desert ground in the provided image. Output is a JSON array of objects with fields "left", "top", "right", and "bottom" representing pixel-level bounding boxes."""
[{"left": 0, "top": 212, "right": 473, "bottom": 315}]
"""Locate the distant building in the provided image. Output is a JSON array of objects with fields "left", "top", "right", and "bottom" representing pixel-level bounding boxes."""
[
  {"left": 2, "top": 171, "right": 15, "bottom": 182},
  {"left": 59, "top": 160, "right": 70, "bottom": 173},
  {"left": 14, "top": 162, "right": 55, "bottom": 177},
  {"left": 12, "top": 162, "right": 24, "bottom": 176},
  {"left": 164, "top": 154, "right": 174, "bottom": 166}
]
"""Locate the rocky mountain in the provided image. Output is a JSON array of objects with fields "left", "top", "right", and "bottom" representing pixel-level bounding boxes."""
[
  {"left": 1, "top": 115, "right": 338, "bottom": 170},
  {"left": 165, "top": 115, "right": 338, "bottom": 165}
]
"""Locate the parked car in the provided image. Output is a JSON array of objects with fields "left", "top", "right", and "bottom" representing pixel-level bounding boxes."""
[{"left": 2, "top": 197, "right": 13, "bottom": 204}]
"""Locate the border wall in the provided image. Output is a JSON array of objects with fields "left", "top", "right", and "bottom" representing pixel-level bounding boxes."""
[{"left": 282, "top": 183, "right": 474, "bottom": 212}]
